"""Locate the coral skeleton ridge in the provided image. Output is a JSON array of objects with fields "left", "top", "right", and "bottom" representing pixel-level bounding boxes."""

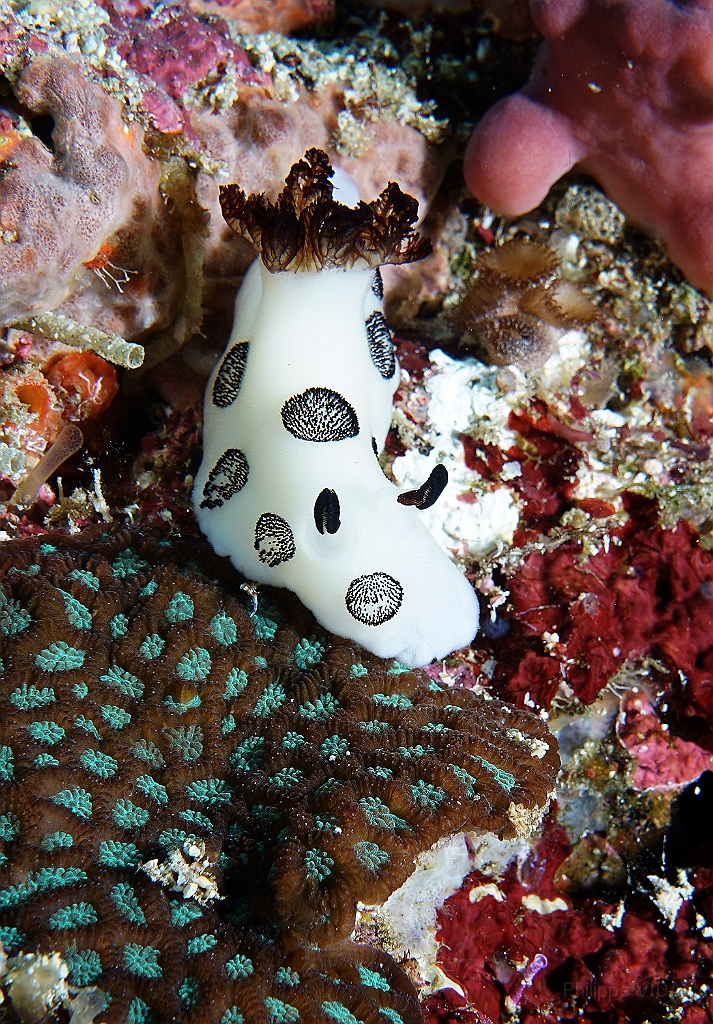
[
  {"left": 195, "top": 150, "right": 479, "bottom": 668},
  {"left": 0, "top": 526, "right": 558, "bottom": 1024}
]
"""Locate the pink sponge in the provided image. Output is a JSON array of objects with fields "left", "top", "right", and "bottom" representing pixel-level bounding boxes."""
[
  {"left": 464, "top": 0, "right": 713, "bottom": 296},
  {"left": 0, "top": 58, "right": 160, "bottom": 326}
]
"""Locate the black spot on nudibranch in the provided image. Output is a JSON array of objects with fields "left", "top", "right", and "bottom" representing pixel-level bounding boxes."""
[
  {"left": 281, "top": 387, "right": 359, "bottom": 442},
  {"left": 254, "top": 512, "right": 296, "bottom": 567},
  {"left": 212, "top": 341, "right": 249, "bottom": 408},
  {"left": 397, "top": 464, "right": 448, "bottom": 510},
  {"left": 199, "top": 448, "right": 249, "bottom": 509},
  {"left": 345, "top": 572, "right": 403, "bottom": 627},
  {"left": 372, "top": 267, "right": 384, "bottom": 299},
  {"left": 371, "top": 437, "right": 379, "bottom": 458},
  {"left": 365, "top": 311, "right": 395, "bottom": 380},
  {"left": 314, "top": 488, "right": 341, "bottom": 535}
]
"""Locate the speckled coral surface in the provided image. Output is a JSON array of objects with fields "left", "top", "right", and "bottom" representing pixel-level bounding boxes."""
[{"left": 0, "top": 524, "right": 557, "bottom": 1022}]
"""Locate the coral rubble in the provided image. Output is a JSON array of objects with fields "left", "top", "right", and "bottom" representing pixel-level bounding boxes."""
[
  {"left": 456, "top": 238, "right": 597, "bottom": 370},
  {"left": 0, "top": 525, "right": 558, "bottom": 1022}
]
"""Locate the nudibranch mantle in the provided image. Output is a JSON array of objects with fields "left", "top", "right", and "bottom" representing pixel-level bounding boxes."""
[{"left": 194, "top": 150, "right": 479, "bottom": 667}]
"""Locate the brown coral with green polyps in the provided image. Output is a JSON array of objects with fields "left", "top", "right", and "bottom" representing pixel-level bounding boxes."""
[{"left": 0, "top": 526, "right": 558, "bottom": 1022}]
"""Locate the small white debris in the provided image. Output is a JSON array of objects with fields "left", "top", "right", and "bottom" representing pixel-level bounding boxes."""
[
  {"left": 601, "top": 901, "right": 626, "bottom": 931},
  {"left": 647, "top": 870, "right": 694, "bottom": 929},
  {"left": 521, "top": 894, "right": 569, "bottom": 915},
  {"left": 469, "top": 882, "right": 506, "bottom": 904},
  {"left": 141, "top": 839, "right": 222, "bottom": 904}
]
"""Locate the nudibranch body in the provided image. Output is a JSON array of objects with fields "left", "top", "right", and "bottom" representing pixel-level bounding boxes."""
[{"left": 194, "top": 150, "right": 479, "bottom": 667}]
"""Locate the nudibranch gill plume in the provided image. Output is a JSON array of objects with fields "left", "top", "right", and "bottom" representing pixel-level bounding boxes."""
[{"left": 194, "top": 150, "right": 479, "bottom": 668}]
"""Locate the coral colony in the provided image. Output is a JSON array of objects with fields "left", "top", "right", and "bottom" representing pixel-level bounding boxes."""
[
  {"left": 2, "top": 1, "right": 713, "bottom": 1023},
  {"left": 0, "top": 527, "right": 558, "bottom": 1022},
  {"left": 196, "top": 151, "right": 479, "bottom": 667}
]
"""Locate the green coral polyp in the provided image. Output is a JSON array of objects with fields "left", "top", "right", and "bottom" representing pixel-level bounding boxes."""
[
  {"left": 0, "top": 867, "right": 88, "bottom": 908},
  {"left": 72, "top": 681, "right": 88, "bottom": 698},
  {"left": 126, "top": 998, "right": 151, "bottom": 1024},
  {"left": 410, "top": 780, "right": 446, "bottom": 808},
  {"left": 226, "top": 955, "right": 254, "bottom": 980},
  {"left": 180, "top": 809, "right": 212, "bottom": 830},
  {"left": 113, "top": 799, "right": 149, "bottom": 829},
  {"left": 187, "top": 933, "right": 218, "bottom": 955},
  {"left": 67, "top": 569, "right": 100, "bottom": 591},
  {"left": 299, "top": 694, "right": 338, "bottom": 720},
  {"left": 0, "top": 746, "right": 14, "bottom": 780},
  {"left": 320, "top": 735, "right": 348, "bottom": 759},
  {"left": 165, "top": 591, "right": 194, "bottom": 623},
  {"left": 354, "top": 842, "right": 388, "bottom": 872},
  {"left": 58, "top": 590, "right": 92, "bottom": 630},
  {"left": 222, "top": 1009, "right": 245, "bottom": 1024},
  {"left": 270, "top": 767, "right": 303, "bottom": 789},
  {"left": 281, "top": 731, "right": 305, "bottom": 750},
  {"left": 170, "top": 900, "right": 203, "bottom": 927},
  {"left": 223, "top": 667, "right": 248, "bottom": 698},
  {"left": 35, "top": 641, "right": 85, "bottom": 672},
  {"left": 79, "top": 748, "right": 118, "bottom": 778},
  {"left": 210, "top": 611, "right": 238, "bottom": 645},
  {"left": 65, "top": 944, "right": 102, "bottom": 986},
  {"left": 110, "top": 613, "right": 129, "bottom": 638},
  {"left": 397, "top": 745, "right": 435, "bottom": 758},
  {"left": 372, "top": 693, "right": 412, "bottom": 709},
  {"left": 185, "top": 778, "right": 232, "bottom": 805},
  {"left": 124, "top": 942, "right": 162, "bottom": 979},
  {"left": 474, "top": 755, "right": 516, "bottom": 791},
  {"left": 231, "top": 736, "right": 265, "bottom": 771},
  {"left": 139, "top": 633, "right": 165, "bottom": 660},
  {"left": 133, "top": 739, "right": 165, "bottom": 768},
  {"left": 101, "top": 665, "right": 144, "bottom": 699},
  {"left": 27, "top": 720, "right": 65, "bottom": 745},
  {"left": 176, "top": 647, "right": 212, "bottom": 681},
  {"left": 165, "top": 725, "right": 203, "bottom": 762},
  {"left": 110, "top": 882, "right": 146, "bottom": 924},
  {"left": 359, "top": 797, "right": 407, "bottom": 831},
  {"left": 112, "top": 549, "right": 147, "bottom": 578},
  {"left": 293, "top": 637, "right": 324, "bottom": 669},
  {"left": 304, "top": 848, "right": 334, "bottom": 882},
  {"left": 136, "top": 774, "right": 168, "bottom": 805},
  {"left": 34, "top": 753, "right": 59, "bottom": 767},
  {"left": 9, "top": 683, "right": 54, "bottom": 710},
  {"left": 322, "top": 1003, "right": 360, "bottom": 1024},
  {"left": 357, "top": 965, "right": 390, "bottom": 991},
  {"left": 0, "top": 813, "right": 19, "bottom": 841},
  {"left": 41, "top": 831, "right": 73, "bottom": 852},
  {"left": 265, "top": 997, "right": 299, "bottom": 1024},
  {"left": 97, "top": 841, "right": 140, "bottom": 868},
  {"left": 75, "top": 715, "right": 101, "bottom": 739},
  {"left": 275, "top": 968, "right": 299, "bottom": 986},
  {"left": 0, "top": 590, "right": 31, "bottom": 635},
  {"left": 253, "top": 681, "right": 286, "bottom": 717},
  {"left": 101, "top": 705, "right": 131, "bottom": 729},
  {"left": 48, "top": 901, "right": 98, "bottom": 929},
  {"left": 51, "top": 787, "right": 92, "bottom": 818}
]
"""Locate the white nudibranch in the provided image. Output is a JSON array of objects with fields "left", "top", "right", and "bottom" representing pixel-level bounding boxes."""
[{"left": 194, "top": 149, "right": 479, "bottom": 667}]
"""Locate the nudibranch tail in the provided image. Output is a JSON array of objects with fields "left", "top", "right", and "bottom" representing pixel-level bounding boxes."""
[
  {"left": 196, "top": 150, "right": 478, "bottom": 667},
  {"left": 219, "top": 147, "right": 432, "bottom": 273}
]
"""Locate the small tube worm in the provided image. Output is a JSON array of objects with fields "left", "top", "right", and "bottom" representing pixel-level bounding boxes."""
[
  {"left": 11, "top": 423, "right": 83, "bottom": 507},
  {"left": 397, "top": 464, "right": 448, "bottom": 510},
  {"left": 11, "top": 311, "right": 144, "bottom": 369}
]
